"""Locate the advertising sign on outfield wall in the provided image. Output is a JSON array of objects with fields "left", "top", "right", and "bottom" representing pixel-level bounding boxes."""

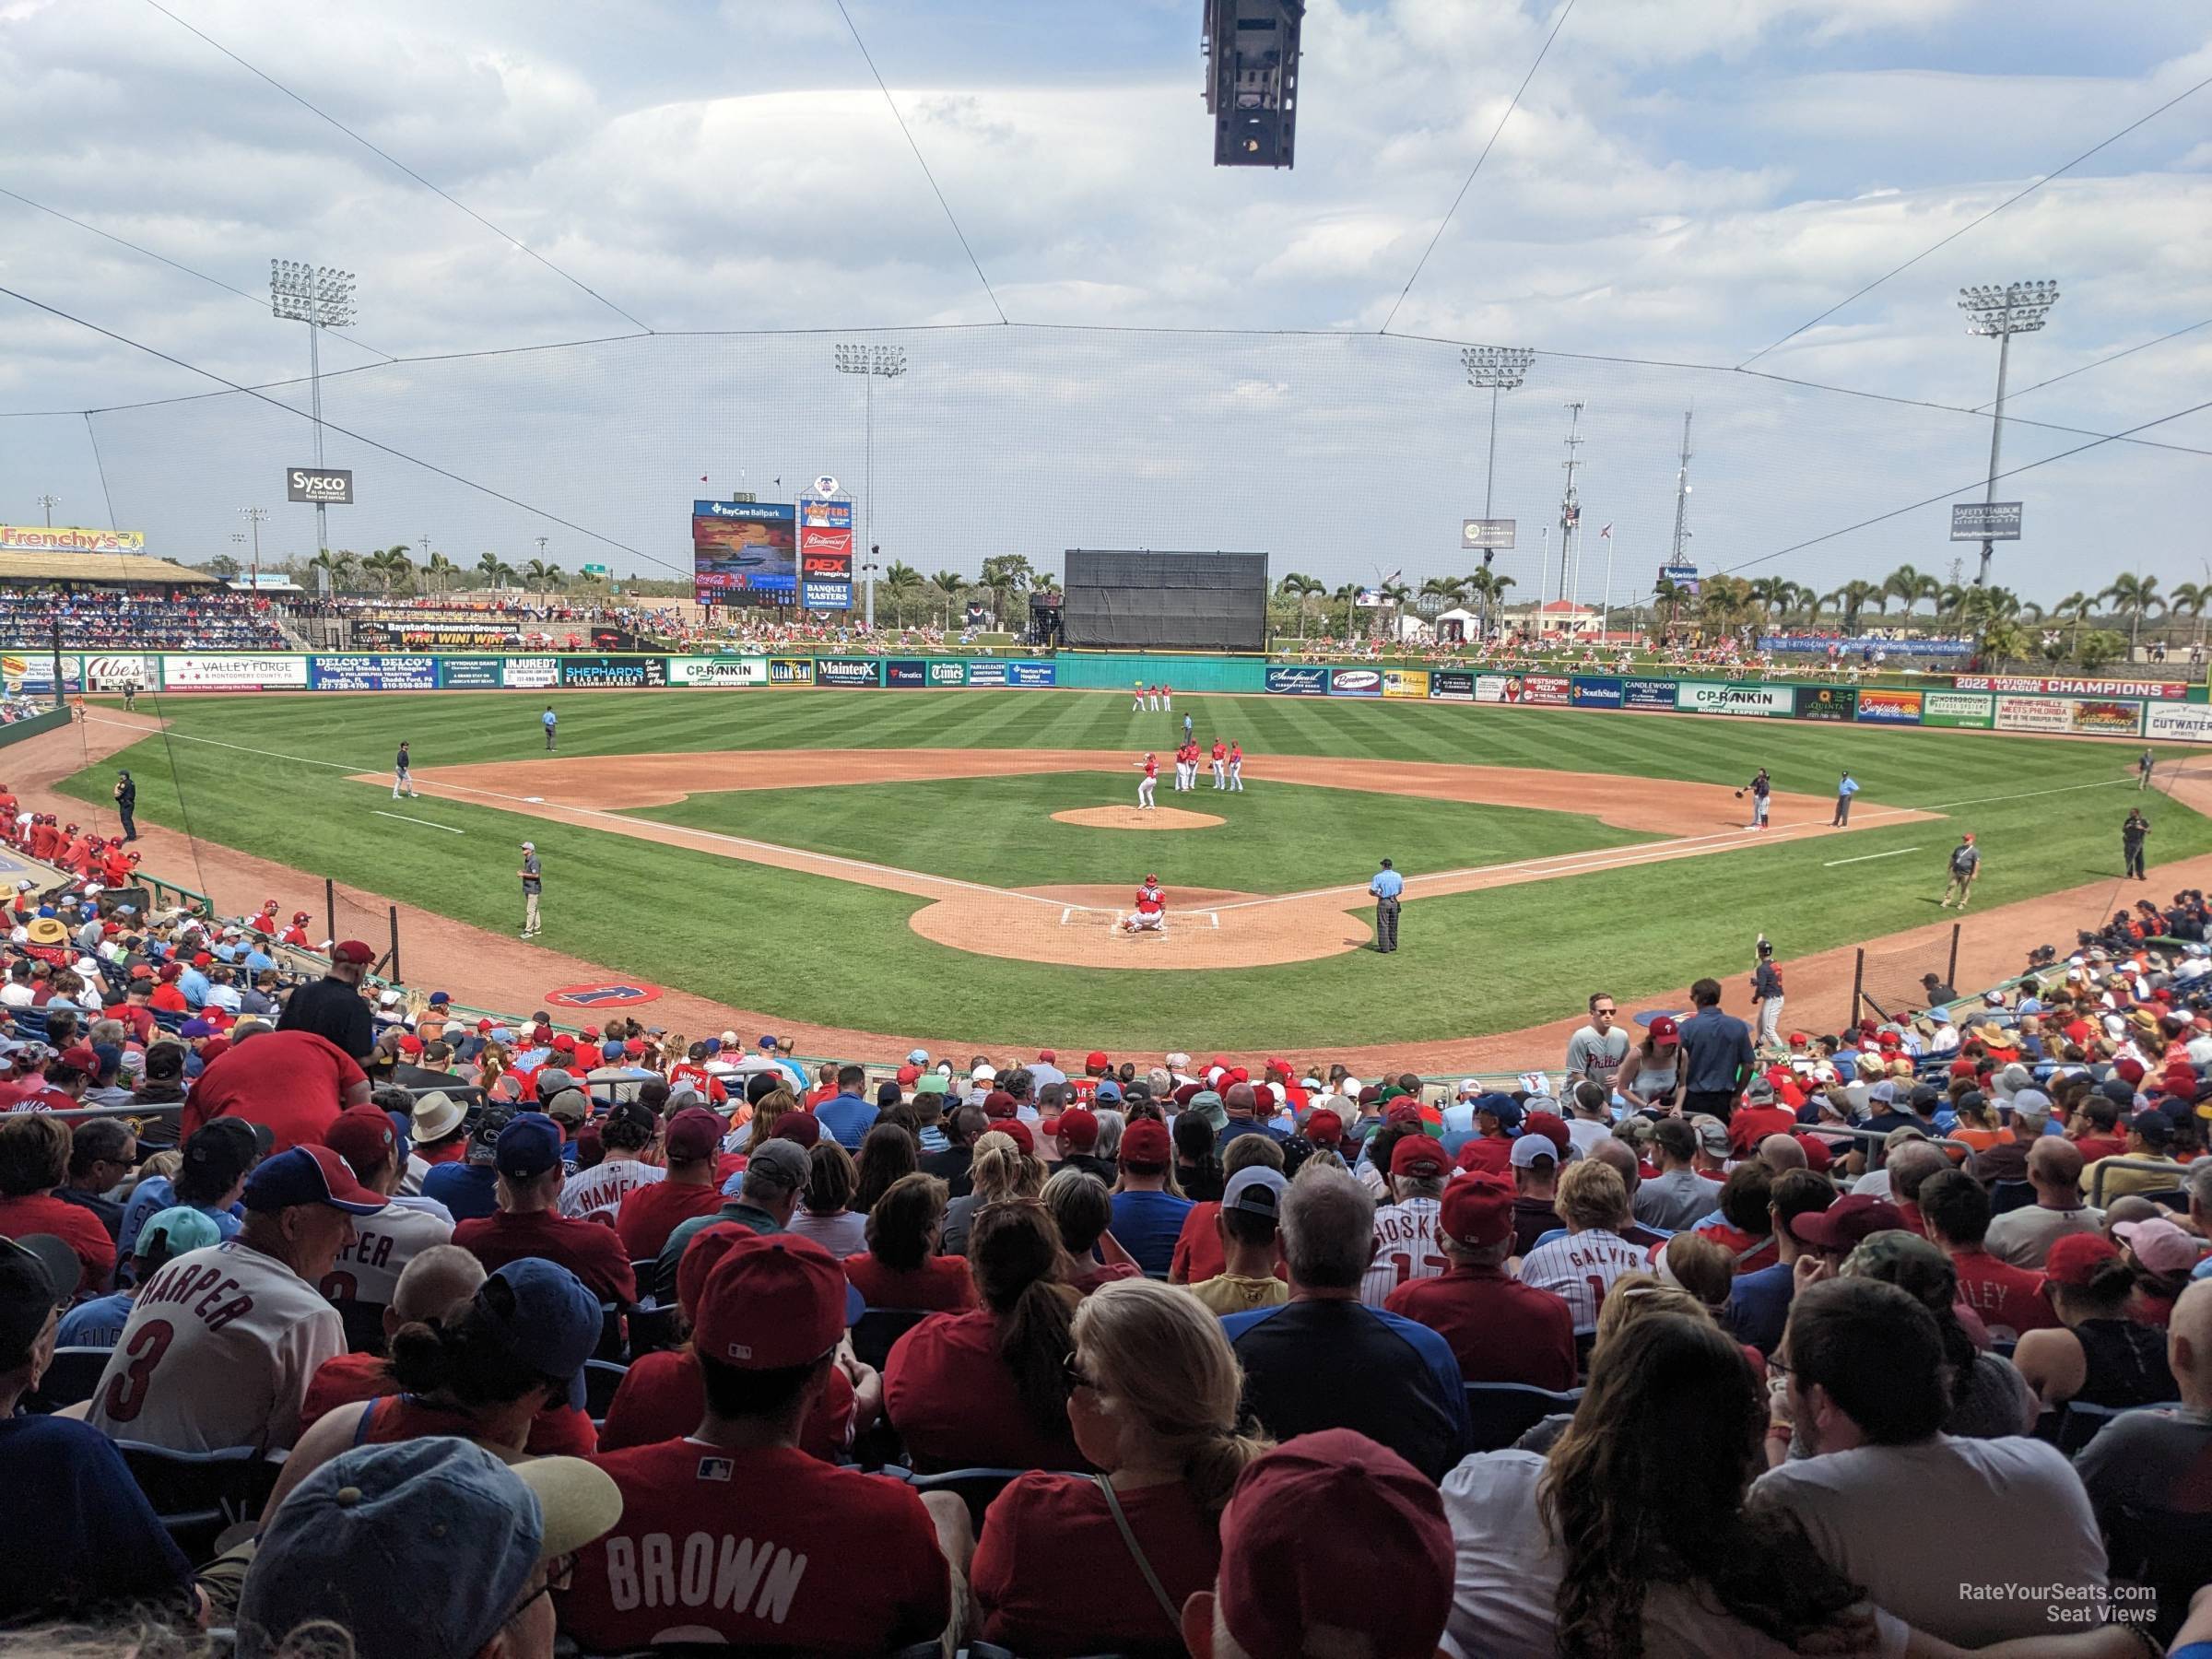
[
  {"left": 815, "top": 658, "right": 879, "bottom": 688},
  {"left": 559, "top": 656, "right": 668, "bottom": 688},
  {"left": 1919, "top": 691, "right": 1994, "bottom": 729},
  {"left": 2147, "top": 704, "right": 2212, "bottom": 744},
  {"left": 1676, "top": 680, "right": 1793, "bottom": 717},
  {"left": 1382, "top": 669, "right": 1429, "bottom": 700},
  {"left": 1853, "top": 688, "right": 1923, "bottom": 724},
  {"left": 82, "top": 654, "right": 156, "bottom": 691},
  {"left": 1994, "top": 695, "right": 2072, "bottom": 735},
  {"left": 1521, "top": 675, "right": 1572, "bottom": 706},
  {"left": 667, "top": 657, "right": 766, "bottom": 687},
  {"left": 437, "top": 658, "right": 506, "bottom": 689},
  {"left": 767, "top": 657, "right": 816, "bottom": 686},
  {"left": 885, "top": 660, "right": 927, "bottom": 688},
  {"left": 503, "top": 657, "right": 559, "bottom": 689},
  {"left": 1427, "top": 669, "right": 1475, "bottom": 702},
  {"left": 1623, "top": 677, "right": 1677, "bottom": 711},
  {"left": 1794, "top": 686, "right": 1859, "bottom": 722},
  {"left": 310, "top": 655, "right": 437, "bottom": 692},
  {"left": 1006, "top": 661, "right": 1057, "bottom": 688},
  {"left": 1265, "top": 666, "right": 1327, "bottom": 695},
  {"left": 927, "top": 661, "right": 965, "bottom": 687},
  {"left": 1958, "top": 676, "right": 2188, "bottom": 700},
  {"left": 1328, "top": 667, "right": 1382, "bottom": 698},
  {"left": 1475, "top": 675, "right": 1512, "bottom": 703},
  {"left": 1570, "top": 677, "right": 1623, "bottom": 707},
  {"left": 0, "top": 655, "right": 80, "bottom": 696},
  {"left": 162, "top": 654, "right": 310, "bottom": 691},
  {"left": 2071, "top": 699, "right": 2143, "bottom": 736}
]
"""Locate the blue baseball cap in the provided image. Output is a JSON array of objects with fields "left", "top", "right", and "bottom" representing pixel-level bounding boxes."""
[
  {"left": 494, "top": 1114, "right": 565, "bottom": 1180},
  {"left": 1095, "top": 1079, "right": 1124, "bottom": 1103},
  {"left": 428, "top": 991, "right": 451, "bottom": 1006},
  {"left": 1473, "top": 1093, "right": 1524, "bottom": 1131},
  {"left": 242, "top": 1146, "right": 385, "bottom": 1216},
  {"left": 237, "top": 1438, "right": 620, "bottom": 1659},
  {"left": 483, "top": 1259, "right": 605, "bottom": 1411}
]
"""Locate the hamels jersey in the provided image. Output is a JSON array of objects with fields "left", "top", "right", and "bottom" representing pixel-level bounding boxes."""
[
  {"left": 86, "top": 1239, "right": 344, "bottom": 1453},
  {"left": 1359, "top": 1197, "right": 1444, "bottom": 1307},
  {"left": 1517, "top": 1229, "right": 1650, "bottom": 1334}
]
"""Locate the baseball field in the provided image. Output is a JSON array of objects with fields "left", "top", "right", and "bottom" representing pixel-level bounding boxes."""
[{"left": 48, "top": 688, "right": 2212, "bottom": 1052}]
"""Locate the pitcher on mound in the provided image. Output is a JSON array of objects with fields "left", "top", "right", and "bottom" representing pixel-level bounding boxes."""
[
  {"left": 1121, "top": 876, "right": 1168, "bottom": 935},
  {"left": 1135, "top": 751, "right": 1158, "bottom": 810}
]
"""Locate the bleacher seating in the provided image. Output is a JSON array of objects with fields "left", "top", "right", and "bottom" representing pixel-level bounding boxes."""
[{"left": 0, "top": 585, "right": 287, "bottom": 650}]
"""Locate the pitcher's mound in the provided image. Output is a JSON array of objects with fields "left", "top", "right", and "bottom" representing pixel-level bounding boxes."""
[{"left": 1052, "top": 806, "right": 1223, "bottom": 831}]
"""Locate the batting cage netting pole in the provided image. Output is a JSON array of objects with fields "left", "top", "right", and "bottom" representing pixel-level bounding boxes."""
[
  {"left": 388, "top": 905, "right": 401, "bottom": 987},
  {"left": 1854, "top": 923, "right": 1963, "bottom": 1024},
  {"left": 325, "top": 878, "right": 336, "bottom": 950}
]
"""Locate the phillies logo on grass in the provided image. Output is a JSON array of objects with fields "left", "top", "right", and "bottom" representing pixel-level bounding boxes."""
[{"left": 544, "top": 982, "right": 665, "bottom": 1008}]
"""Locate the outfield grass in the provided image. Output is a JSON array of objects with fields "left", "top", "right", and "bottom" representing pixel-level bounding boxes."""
[
  {"left": 622, "top": 773, "right": 1650, "bottom": 894},
  {"left": 54, "top": 689, "right": 2212, "bottom": 1049}
]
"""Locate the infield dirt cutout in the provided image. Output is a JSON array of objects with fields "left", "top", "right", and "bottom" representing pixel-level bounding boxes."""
[
  {"left": 1051, "top": 805, "right": 1223, "bottom": 830},
  {"left": 377, "top": 748, "right": 1941, "bottom": 971}
]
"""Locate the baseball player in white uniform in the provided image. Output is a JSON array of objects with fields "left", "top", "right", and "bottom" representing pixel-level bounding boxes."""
[
  {"left": 1209, "top": 741, "right": 1228, "bottom": 790},
  {"left": 87, "top": 1146, "right": 380, "bottom": 1453},
  {"left": 1120, "top": 877, "right": 1168, "bottom": 935},
  {"left": 1359, "top": 1135, "right": 1449, "bottom": 1305},
  {"left": 1132, "top": 680, "right": 1145, "bottom": 712},
  {"left": 1135, "top": 752, "right": 1158, "bottom": 810}
]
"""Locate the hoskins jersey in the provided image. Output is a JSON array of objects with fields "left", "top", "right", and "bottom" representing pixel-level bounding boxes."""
[{"left": 1359, "top": 1197, "right": 1444, "bottom": 1307}]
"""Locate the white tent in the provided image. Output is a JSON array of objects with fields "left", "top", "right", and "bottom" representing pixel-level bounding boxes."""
[{"left": 1436, "top": 606, "right": 1478, "bottom": 642}]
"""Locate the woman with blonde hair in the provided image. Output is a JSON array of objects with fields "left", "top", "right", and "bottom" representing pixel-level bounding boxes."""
[
  {"left": 730, "top": 1085, "right": 795, "bottom": 1151},
  {"left": 971, "top": 1279, "right": 1273, "bottom": 1655},
  {"left": 943, "top": 1129, "right": 1042, "bottom": 1255}
]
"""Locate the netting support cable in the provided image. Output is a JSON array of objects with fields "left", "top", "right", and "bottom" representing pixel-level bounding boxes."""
[
  {"left": 1378, "top": 0, "right": 1577, "bottom": 335},
  {"left": 83, "top": 414, "right": 118, "bottom": 531},
  {"left": 139, "top": 0, "right": 656, "bottom": 335},
  {"left": 1736, "top": 69, "right": 2212, "bottom": 370},
  {"left": 833, "top": 0, "right": 1008, "bottom": 325}
]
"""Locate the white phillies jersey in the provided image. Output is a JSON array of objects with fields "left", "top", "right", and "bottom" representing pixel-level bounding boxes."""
[
  {"left": 1360, "top": 1197, "right": 1444, "bottom": 1307},
  {"left": 87, "top": 1239, "right": 344, "bottom": 1453},
  {"left": 320, "top": 1202, "right": 454, "bottom": 1315},
  {"left": 1518, "top": 1228, "right": 1650, "bottom": 1334},
  {"left": 561, "top": 1158, "right": 666, "bottom": 1224}
]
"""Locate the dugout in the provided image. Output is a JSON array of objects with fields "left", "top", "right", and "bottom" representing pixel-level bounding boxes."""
[{"left": 1063, "top": 549, "right": 1268, "bottom": 652}]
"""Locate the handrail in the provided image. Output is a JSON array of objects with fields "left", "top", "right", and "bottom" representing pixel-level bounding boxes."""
[{"left": 2085, "top": 1156, "right": 2192, "bottom": 1208}]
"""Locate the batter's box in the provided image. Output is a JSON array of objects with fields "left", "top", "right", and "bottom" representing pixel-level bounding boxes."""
[{"left": 1059, "top": 905, "right": 1220, "bottom": 931}]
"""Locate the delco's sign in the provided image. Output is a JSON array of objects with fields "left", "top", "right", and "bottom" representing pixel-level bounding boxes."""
[{"left": 287, "top": 467, "right": 354, "bottom": 504}]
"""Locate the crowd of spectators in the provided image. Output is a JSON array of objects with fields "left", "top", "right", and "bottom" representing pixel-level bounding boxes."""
[
  {"left": 0, "top": 586, "right": 288, "bottom": 651},
  {"left": 1, "top": 883, "right": 2211, "bottom": 1654}
]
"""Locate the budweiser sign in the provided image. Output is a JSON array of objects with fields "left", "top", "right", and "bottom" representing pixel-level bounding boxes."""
[{"left": 800, "top": 527, "right": 853, "bottom": 554}]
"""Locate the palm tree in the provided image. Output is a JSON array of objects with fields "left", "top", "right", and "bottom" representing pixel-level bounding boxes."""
[
  {"left": 1981, "top": 620, "right": 2030, "bottom": 672},
  {"left": 307, "top": 547, "right": 358, "bottom": 594},
  {"left": 2165, "top": 581, "right": 2209, "bottom": 652},
  {"left": 364, "top": 547, "right": 414, "bottom": 595},
  {"left": 424, "top": 551, "right": 457, "bottom": 595},
  {"left": 2100, "top": 573, "right": 2164, "bottom": 655},
  {"left": 1835, "top": 580, "right": 1880, "bottom": 630},
  {"left": 1277, "top": 572, "right": 1324, "bottom": 640},
  {"left": 928, "top": 570, "right": 967, "bottom": 629},
  {"left": 524, "top": 558, "right": 559, "bottom": 594},
  {"left": 1882, "top": 564, "right": 1936, "bottom": 621},
  {"left": 477, "top": 551, "right": 506, "bottom": 589},
  {"left": 2051, "top": 591, "right": 2095, "bottom": 659},
  {"left": 881, "top": 560, "right": 924, "bottom": 628},
  {"left": 1465, "top": 569, "right": 1513, "bottom": 640},
  {"left": 1417, "top": 576, "right": 1465, "bottom": 620},
  {"left": 976, "top": 555, "right": 1034, "bottom": 629},
  {"left": 1934, "top": 583, "right": 1971, "bottom": 629},
  {"left": 1330, "top": 582, "right": 1360, "bottom": 641}
]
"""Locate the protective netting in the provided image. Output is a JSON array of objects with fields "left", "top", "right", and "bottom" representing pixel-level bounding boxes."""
[
  {"left": 3, "top": 324, "right": 2166, "bottom": 608},
  {"left": 1853, "top": 924, "right": 1962, "bottom": 1022}
]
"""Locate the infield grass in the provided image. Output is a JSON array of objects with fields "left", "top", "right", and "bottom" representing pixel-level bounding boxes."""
[{"left": 54, "top": 688, "right": 2212, "bottom": 1048}]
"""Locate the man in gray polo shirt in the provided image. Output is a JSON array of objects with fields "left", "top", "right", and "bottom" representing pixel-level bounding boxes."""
[{"left": 652, "top": 1137, "right": 807, "bottom": 1302}]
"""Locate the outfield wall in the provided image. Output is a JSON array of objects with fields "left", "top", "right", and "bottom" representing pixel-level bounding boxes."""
[{"left": 29, "top": 650, "right": 2212, "bottom": 740}]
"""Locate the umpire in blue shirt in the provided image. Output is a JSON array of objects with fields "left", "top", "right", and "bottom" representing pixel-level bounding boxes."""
[{"left": 1370, "top": 858, "right": 1404, "bottom": 952}]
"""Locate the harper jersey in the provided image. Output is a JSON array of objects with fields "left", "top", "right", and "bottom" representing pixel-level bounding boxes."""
[
  {"left": 1517, "top": 1228, "right": 1650, "bottom": 1334},
  {"left": 1360, "top": 1196, "right": 1444, "bottom": 1308},
  {"left": 319, "top": 1201, "right": 454, "bottom": 1316},
  {"left": 86, "top": 1239, "right": 345, "bottom": 1453}
]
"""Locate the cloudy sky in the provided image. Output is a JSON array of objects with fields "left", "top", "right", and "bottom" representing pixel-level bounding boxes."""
[{"left": 1, "top": 0, "right": 2206, "bottom": 611}]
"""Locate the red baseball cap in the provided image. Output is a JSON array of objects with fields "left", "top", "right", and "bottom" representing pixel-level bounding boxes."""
[
  {"left": 551, "top": 1034, "right": 577, "bottom": 1053},
  {"left": 1439, "top": 1173, "right": 1514, "bottom": 1248},
  {"left": 2043, "top": 1232, "right": 2123, "bottom": 1288},
  {"left": 1649, "top": 1015, "right": 1680, "bottom": 1046},
  {"left": 322, "top": 1104, "right": 400, "bottom": 1181},
  {"left": 1388, "top": 1134, "right": 1449, "bottom": 1179},
  {"left": 1085, "top": 1051, "right": 1110, "bottom": 1072},
  {"left": 693, "top": 1231, "right": 854, "bottom": 1370},
  {"left": 54, "top": 1044, "right": 101, "bottom": 1075},
  {"left": 1791, "top": 1193, "right": 1904, "bottom": 1253},
  {"left": 1218, "top": 1431, "right": 1453, "bottom": 1659},
  {"left": 1054, "top": 1106, "right": 1100, "bottom": 1150},
  {"left": 1120, "top": 1118, "right": 1171, "bottom": 1169},
  {"left": 665, "top": 1107, "right": 727, "bottom": 1163},
  {"left": 982, "top": 1089, "right": 1018, "bottom": 1119},
  {"left": 676, "top": 1221, "right": 754, "bottom": 1323},
  {"left": 1303, "top": 1108, "right": 1344, "bottom": 1146},
  {"left": 1037, "top": 1049, "right": 1056, "bottom": 1063},
  {"left": 395, "top": 1034, "right": 423, "bottom": 1056},
  {"left": 1521, "top": 1111, "right": 1571, "bottom": 1157},
  {"left": 330, "top": 940, "right": 375, "bottom": 965},
  {"left": 895, "top": 1064, "right": 920, "bottom": 1087}
]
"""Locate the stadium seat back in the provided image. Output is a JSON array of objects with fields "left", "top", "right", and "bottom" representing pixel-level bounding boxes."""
[
  {"left": 1464, "top": 1382, "right": 1583, "bottom": 1453},
  {"left": 25, "top": 1345, "right": 112, "bottom": 1413},
  {"left": 116, "top": 1441, "right": 279, "bottom": 1564},
  {"left": 852, "top": 1307, "right": 930, "bottom": 1372}
]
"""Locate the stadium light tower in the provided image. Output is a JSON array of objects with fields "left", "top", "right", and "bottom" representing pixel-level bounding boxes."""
[
  {"left": 833, "top": 342, "right": 906, "bottom": 629},
  {"left": 35, "top": 494, "right": 58, "bottom": 527},
  {"left": 1957, "top": 279, "right": 2058, "bottom": 587},
  {"left": 238, "top": 506, "right": 267, "bottom": 591},
  {"left": 1462, "top": 347, "right": 1534, "bottom": 523},
  {"left": 269, "top": 261, "right": 358, "bottom": 563}
]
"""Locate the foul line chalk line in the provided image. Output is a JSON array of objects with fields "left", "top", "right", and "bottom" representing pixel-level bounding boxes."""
[
  {"left": 373, "top": 811, "right": 465, "bottom": 834},
  {"left": 1824, "top": 845, "right": 1919, "bottom": 868}
]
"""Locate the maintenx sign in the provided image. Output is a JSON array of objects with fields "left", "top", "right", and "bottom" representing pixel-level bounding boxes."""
[{"left": 1676, "top": 680, "right": 1793, "bottom": 717}]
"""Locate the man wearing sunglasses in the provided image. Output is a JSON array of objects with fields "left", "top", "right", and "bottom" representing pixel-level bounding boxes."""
[{"left": 1564, "top": 993, "right": 1630, "bottom": 1094}]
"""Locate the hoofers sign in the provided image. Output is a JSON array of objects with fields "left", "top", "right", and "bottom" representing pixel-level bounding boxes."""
[{"left": 1676, "top": 681, "right": 1794, "bottom": 718}]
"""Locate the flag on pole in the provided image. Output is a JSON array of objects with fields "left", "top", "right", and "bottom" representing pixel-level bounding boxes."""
[{"left": 1600, "top": 524, "right": 1613, "bottom": 539}]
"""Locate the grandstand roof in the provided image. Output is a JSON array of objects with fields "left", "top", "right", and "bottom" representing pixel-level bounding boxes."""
[{"left": 0, "top": 552, "right": 219, "bottom": 586}]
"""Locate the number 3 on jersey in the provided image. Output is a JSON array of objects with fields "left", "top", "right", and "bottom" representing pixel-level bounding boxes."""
[{"left": 100, "top": 1319, "right": 176, "bottom": 1423}]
